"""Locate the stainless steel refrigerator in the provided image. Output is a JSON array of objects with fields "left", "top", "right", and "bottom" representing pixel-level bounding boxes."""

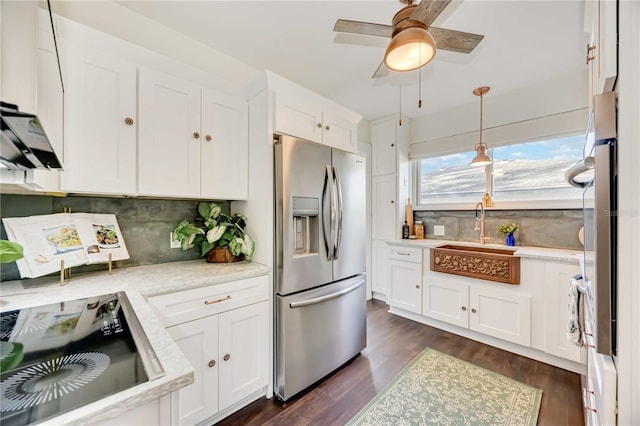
[{"left": 274, "top": 135, "right": 367, "bottom": 401}]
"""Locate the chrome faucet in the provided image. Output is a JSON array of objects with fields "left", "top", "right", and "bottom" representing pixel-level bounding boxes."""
[{"left": 475, "top": 202, "right": 491, "bottom": 244}]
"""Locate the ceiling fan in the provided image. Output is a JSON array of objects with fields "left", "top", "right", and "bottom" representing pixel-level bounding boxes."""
[{"left": 334, "top": 0, "right": 484, "bottom": 78}]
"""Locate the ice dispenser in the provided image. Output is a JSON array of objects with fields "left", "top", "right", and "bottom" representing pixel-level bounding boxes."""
[{"left": 292, "top": 196, "right": 319, "bottom": 256}]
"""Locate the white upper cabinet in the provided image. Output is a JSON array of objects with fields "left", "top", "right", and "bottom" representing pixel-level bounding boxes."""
[
  {"left": 371, "top": 118, "right": 398, "bottom": 176},
  {"left": 201, "top": 89, "right": 248, "bottom": 200},
  {"left": 585, "top": 0, "right": 617, "bottom": 98},
  {"left": 270, "top": 72, "right": 361, "bottom": 153},
  {"left": 62, "top": 47, "right": 137, "bottom": 194},
  {"left": 138, "top": 69, "right": 249, "bottom": 199},
  {"left": 138, "top": 68, "right": 201, "bottom": 198}
]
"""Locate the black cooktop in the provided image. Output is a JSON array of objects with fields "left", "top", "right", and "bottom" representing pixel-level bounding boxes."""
[{"left": 0, "top": 293, "right": 155, "bottom": 425}]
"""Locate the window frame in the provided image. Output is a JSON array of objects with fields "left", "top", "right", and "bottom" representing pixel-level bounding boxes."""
[{"left": 412, "top": 135, "right": 585, "bottom": 211}]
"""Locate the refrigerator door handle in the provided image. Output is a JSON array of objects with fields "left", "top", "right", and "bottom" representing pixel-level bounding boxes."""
[
  {"left": 323, "top": 165, "right": 335, "bottom": 260},
  {"left": 333, "top": 166, "right": 343, "bottom": 260},
  {"left": 289, "top": 280, "right": 364, "bottom": 308}
]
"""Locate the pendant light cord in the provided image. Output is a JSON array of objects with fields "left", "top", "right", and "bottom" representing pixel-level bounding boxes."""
[
  {"left": 479, "top": 91, "right": 483, "bottom": 146},
  {"left": 399, "top": 84, "right": 403, "bottom": 126}
]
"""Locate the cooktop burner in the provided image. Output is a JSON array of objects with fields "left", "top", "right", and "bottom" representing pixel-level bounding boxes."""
[
  {"left": 1, "top": 352, "right": 111, "bottom": 411},
  {"left": 0, "top": 292, "right": 163, "bottom": 426}
]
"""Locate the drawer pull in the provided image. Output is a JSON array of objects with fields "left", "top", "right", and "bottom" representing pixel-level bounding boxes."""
[
  {"left": 396, "top": 252, "right": 411, "bottom": 256},
  {"left": 582, "top": 387, "right": 597, "bottom": 413},
  {"left": 204, "top": 295, "right": 231, "bottom": 305},
  {"left": 208, "top": 360, "right": 216, "bottom": 368}
]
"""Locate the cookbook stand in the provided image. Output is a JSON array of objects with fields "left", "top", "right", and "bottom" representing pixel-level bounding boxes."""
[{"left": 58, "top": 207, "right": 114, "bottom": 286}]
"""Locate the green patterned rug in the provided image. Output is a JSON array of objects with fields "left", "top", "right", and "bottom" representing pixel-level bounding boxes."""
[{"left": 347, "top": 348, "right": 542, "bottom": 426}]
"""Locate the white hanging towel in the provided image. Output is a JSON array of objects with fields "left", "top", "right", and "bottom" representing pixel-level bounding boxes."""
[{"left": 567, "top": 277, "right": 586, "bottom": 346}]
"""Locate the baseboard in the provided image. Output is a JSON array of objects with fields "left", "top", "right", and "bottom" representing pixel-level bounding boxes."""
[
  {"left": 388, "top": 306, "right": 586, "bottom": 375},
  {"left": 198, "top": 387, "right": 267, "bottom": 426},
  {"left": 371, "top": 291, "right": 387, "bottom": 303}
]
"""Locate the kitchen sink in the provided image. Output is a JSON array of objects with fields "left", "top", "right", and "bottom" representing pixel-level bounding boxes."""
[{"left": 430, "top": 244, "right": 520, "bottom": 285}]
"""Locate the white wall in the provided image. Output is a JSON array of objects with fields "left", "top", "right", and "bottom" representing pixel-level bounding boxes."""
[{"left": 410, "top": 70, "right": 589, "bottom": 144}]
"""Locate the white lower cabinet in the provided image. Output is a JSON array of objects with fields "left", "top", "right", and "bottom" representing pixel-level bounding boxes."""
[
  {"left": 167, "top": 301, "right": 268, "bottom": 424},
  {"left": 147, "top": 276, "right": 269, "bottom": 425},
  {"left": 423, "top": 274, "right": 531, "bottom": 347},
  {"left": 387, "top": 246, "right": 422, "bottom": 314},
  {"left": 371, "top": 241, "right": 389, "bottom": 298}
]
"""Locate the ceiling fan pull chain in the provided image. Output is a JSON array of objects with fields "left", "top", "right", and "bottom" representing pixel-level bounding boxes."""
[
  {"left": 418, "top": 66, "right": 423, "bottom": 108},
  {"left": 398, "top": 84, "right": 403, "bottom": 126}
]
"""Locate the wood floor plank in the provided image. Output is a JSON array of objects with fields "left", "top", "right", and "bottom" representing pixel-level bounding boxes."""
[{"left": 216, "top": 299, "right": 583, "bottom": 425}]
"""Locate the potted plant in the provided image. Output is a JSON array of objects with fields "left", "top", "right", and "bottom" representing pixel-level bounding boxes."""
[
  {"left": 496, "top": 223, "right": 518, "bottom": 247},
  {"left": 0, "top": 240, "right": 24, "bottom": 263},
  {"left": 172, "top": 202, "right": 255, "bottom": 262}
]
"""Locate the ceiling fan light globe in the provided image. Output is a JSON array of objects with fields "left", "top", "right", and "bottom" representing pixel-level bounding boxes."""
[{"left": 384, "top": 27, "right": 436, "bottom": 71}]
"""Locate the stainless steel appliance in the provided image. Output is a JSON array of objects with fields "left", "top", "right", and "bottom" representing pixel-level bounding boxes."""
[
  {"left": 0, "top": 293, "right": 164, "bottom": 425},
  {"left": 565, "top": 91, "right": 617, "bottom": 356},
  {"left": 274, "top": 135, "right": 366, "bottom": 401}
]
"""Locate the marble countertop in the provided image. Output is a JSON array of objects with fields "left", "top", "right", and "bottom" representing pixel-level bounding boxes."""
[
  {"left": 386, "top": 239, "right": 581, "bottom": 262},
  {"left": 0, "top": 260, "right": 270, "bottom": 425}
]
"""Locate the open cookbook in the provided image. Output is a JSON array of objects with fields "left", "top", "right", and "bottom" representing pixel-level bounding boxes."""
[{"left": 2, "top": 213, "right": 129, "bottom": 278}]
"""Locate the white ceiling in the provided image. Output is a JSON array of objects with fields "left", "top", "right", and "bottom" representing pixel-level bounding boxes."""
[{"left": 115, "top": 0, "right": 589, "bottom": 122}]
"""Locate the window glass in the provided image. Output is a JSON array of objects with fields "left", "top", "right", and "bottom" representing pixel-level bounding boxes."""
[
  {"left": 492, "top": 135, "right": 585, "bottom": 201},
  {"left": 416, "top": 134, "right": 585, "bottom": 206},
  {"left": 417, "top": 150, "right": 486, "bottom": 205}
]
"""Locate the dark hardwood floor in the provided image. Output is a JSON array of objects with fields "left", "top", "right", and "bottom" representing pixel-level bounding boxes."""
[{"left": 217, "top": 299, "right": 584, "bottom": 425}]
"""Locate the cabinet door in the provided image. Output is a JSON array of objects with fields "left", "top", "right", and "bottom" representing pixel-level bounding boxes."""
[
  {"left": 372, "top": 174, "right": 397, "bottom": 240},
  {"left": 62, "top": 47, "right": 137, "bottom": 194},
  {"left": 469, "top": 285, "right": 531, "bottom": 347},
  {"left": 218, "top": 301, "right": 269, "bottom": 411},
  {"left": 544, "top": 261, "right": 585, "bottom": 363},
  {"left": 371, "top": 241, "right": 388, "bottom": 297},
  {"left": 322, "top": 110, "right": 357, "bottom": 153},
  {"left": 167, "top": 315, "right": 219, "bottom": 425},
  {"left": 423, "top": 277, "right": 469, "bottom": 328},
  {"left": 138, "top": 68, "right": 201, "bottom": 197},
  {"left": 388, "top": 260, "right": 422, "bottom": 314},
  {"left": 274, "top": 92, "right": 322, "bottom": 143},
  {"left": 27, "top": 10, "right": 63, "bottom": 192},
  {"left": 371, "top": 119, "right": 397, "bottom": 175},
  {"left": 201, "top": 89, "right": 248, "bottom": 199}
]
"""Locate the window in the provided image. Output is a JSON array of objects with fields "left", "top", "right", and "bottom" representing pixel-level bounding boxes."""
[{"left": 416, "top": 134, "right": 585, "bottom": 208}]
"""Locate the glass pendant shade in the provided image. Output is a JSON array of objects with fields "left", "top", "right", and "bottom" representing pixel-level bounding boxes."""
[{"left": 384, "top": 26, "right": 436, "bottom": 71}]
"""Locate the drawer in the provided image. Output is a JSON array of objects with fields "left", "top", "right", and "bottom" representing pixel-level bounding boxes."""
[
  {"left": 584, "top": 346, "right": 617, "bottom": 426},
  {"left": 147, "top": 275, "right": 269, "bottom": 327},
  {"left": 388, "top": 246, "right": 422, "bottom": 263}
]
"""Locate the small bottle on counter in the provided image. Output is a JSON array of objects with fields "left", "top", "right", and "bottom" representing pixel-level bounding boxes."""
[
  {"left": 402, "top": 221, "right": 410, "bottom": 239},
  {"left": 415, "top": 221, "right": 425, "bottom": 239},
  {"left": 483, "top": 192, "right": 494, "bottom": 208}
]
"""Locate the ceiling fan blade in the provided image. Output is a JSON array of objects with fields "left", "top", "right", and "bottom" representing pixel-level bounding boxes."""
[
  {"left": 410, "top": 0, "right": 452, "bottom": 27},
  {"left": 371, "top": 61, "right": 390, "bottom": 79},
  {"left": 334, "top": 19, "right": 393, "bottom": 38},
  {"left": 430, "top": 27, "right": 484, "bottom": 54}
]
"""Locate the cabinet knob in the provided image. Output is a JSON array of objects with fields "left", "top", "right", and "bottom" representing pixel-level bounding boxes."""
[
  {"left": 124, "top": 117, "right": 134, "bottom": 126},
  {"left": 205, "top": 134, "right": 212, "bottom": 142},
  {"left": 391, "top": 143, "right": 395, "bottom": 147},
  {"left": 586, "top": 44, "right": 596, "bottom": 64},
  {"left": 193, "top": 132, "right": 200, "bottom": 139},
  {"left": 390, "top": 200, "right": 394, "bottom": 204},
  {"left": 317, "top": 123, "right": 322, "bottom": 128},
  {"left": 325, "top": 125, "right": 330, "bottom": 131},
  {"left": 223, "top": 354, "right": 231, "bottom": 361},
  {"left": 461, "top": 306, "right": 467, "bottom": 311},
  {"left": 208, "top": 360, "right": 216, "bottom": 368},
  {"left": 471, "top": 308, "right": 477, "bottom": 313},
  {"left": 415, "top": 285, "right": 420, "bottom": 289}
]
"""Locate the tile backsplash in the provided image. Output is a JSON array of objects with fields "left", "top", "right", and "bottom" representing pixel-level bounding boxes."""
[
  {"left": 0, "top": 194, "right": 230, "bottom": 282},
  {"left": 413, "top": 209, "right": 584, "bottom": 250}
]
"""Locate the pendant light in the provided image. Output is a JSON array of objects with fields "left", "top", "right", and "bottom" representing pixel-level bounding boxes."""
[
  {"left": 384, "top": 2, "right": 436, "bottom": 72},
  {"left": 470, "top": 86, "right": 492, "bottom": 166}
]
